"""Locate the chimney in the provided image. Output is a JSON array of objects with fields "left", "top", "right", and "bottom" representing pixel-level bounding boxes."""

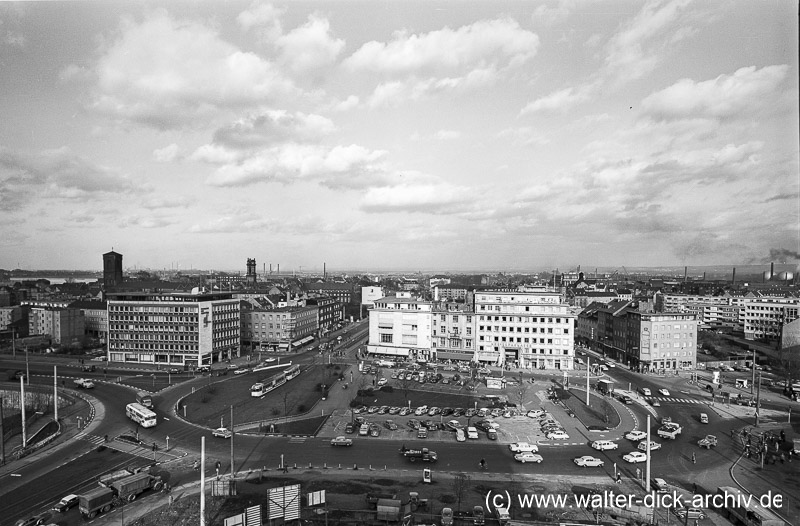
[
  {"left": 732, "top": 267, "right": 736, "bottom": 284},
  {"left": 324, "top": 262, "right": 326, "bottom": 280},
  {"left": 771, "top": 261, "right": 775, "bottom": 279},
  {"left": 684, "top": 266, "right": 687, "bottom": 283}
]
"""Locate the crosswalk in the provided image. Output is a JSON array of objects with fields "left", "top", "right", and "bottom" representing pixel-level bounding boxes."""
[
  {"left": 288, "top": 436, "right": 308, "bottom": 444},
  {"left": 74, "top": 432, "right": 107, "bottom": 445},
  {"left": 647, "top": 397, "right": 706, "bottom": 404}
]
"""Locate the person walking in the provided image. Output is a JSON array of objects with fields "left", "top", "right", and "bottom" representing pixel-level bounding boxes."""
[
  {"left": 691, "top": 452, "right": 696, "bottom": 464},
  {"left": 616, "top": 473, "right": 622, "bottom": 484}
]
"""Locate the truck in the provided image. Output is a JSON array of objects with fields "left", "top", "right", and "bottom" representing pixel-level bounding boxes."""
[
  {"left": 698, "top": 435, "right": 718, "bottom": 449},
  {"left": 597, "top": 379, "right": 614, "bottom": 395},
  {"left": 402, "top": 447, "right": 438, "bottom": 462},
  {"left": 98, "top": 468, "right": 163, "bottom": 502},
  {"left": 657, "top": 423, "right": 682, "bottom": 440},
  {"left": 78, "top": 487, "right": 115, "bottom": 519},
  {"left": 74, "top": 378, "right": 95, "bottom": 388},
  {"left": 366, "top": 492, "right": 397, "bottom": 508}
]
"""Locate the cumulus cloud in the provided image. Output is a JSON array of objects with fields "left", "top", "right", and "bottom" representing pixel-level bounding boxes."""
[
  {"left": 532, "top": 0, "right": 574, "bottom": 26},
  {"left": 0, "top": 146, "right": 142, "bottom": 211},
  {"left": 237, "top": 2, "right": 284, "bottom": 37},
  {"left": 360, "top": 172, "right": 475, "bottom": 214},
  {"left": 276, "top": 14, "right": 345, "bottom": 75},
  {"left": 520, "top": 86, "right": 591, "bottom": 115},
  {"left": 89, "top": 9, "right": 296, "bottom": 129},
  {"left": 641, "top": 65, "right": 790, "bottom": 120}
]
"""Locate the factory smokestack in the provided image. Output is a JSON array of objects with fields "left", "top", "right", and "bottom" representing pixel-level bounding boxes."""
[
  {"left": 684, "top": 266, "right": 687, "bottom": 283},
  {"left": 324, "top": 262, "right": 326, "bottom": 280},
  {"left": 732, "top": 267, "right": 736, "bottom": 284}
]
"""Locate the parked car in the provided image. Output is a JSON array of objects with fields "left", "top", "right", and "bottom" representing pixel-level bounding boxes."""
[
  {"left": 526, "top": 409, "right": 545, "bottom": 418},
  {"left": 383, "top": 420, "right": 398, "bottom": 431},
  {"left": 466, "top": 427, "right": 479, "bottom": 439},
  {"left": 344, "top": 423, "right": 355, "bottom": 434},
  {"left": 455, "top": 428, "right": 466, "bottom": 442}
]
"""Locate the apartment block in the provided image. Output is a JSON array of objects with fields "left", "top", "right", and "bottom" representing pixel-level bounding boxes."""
[
  {"left": 432, "top": 302, "right": 475, "bottom": 362},
  {"left": 107, "top": 291, "right": 240, "bottom": 367},
  {"left": 744, "top": 298, "right": 800, "bottom": 342},
  {"left": 241, "top": 305, "right": 319, "bottom": 351},
  {"left": 28, "top": 306, "right": 85, "bottom": 345}
]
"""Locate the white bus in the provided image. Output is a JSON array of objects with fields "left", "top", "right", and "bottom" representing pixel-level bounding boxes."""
[
  {"left": 126, "top": 402, "right": 157, "bottom": 428},
  {"left": 284, "top": 364, "right": 301, "bottom": 380},
  {"left": 135, "top": 391, "right": 153, "bottom": 408}
]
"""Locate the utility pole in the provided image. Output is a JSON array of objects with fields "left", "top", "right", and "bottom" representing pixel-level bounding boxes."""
[
  {"left": 644, "top": 415, "right": 651, "bottom": 492},
  {"left": 0, "top": 396, "right": 5, "bottom": 464},
  {"left": 754, "top": 371, "right": 762, "bottom": 427},
  {"left": 53, "top": 365, "right": 58, "bottom": 422},
  {"left": 586, "top": 357, "right": 590, "bottom": 406},
  {"left": 25, "top": 347, "right": 30, "bottom": 386},
  {"left": 200, "top": 437, "right": 206, "bottom": 526},
  {"left": 20, "top": 376, "right": 27, "bottom": 448},
  {"left": 750, "top": 349, "right": 756, "bottom": 395},
  {"left": 230, "top": 405, "right": 235, "bottom": 477}
]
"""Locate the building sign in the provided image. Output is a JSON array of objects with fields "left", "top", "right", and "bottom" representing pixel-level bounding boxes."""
[{"left": 267, "top": 484, "right": 300, "bottom": 521}]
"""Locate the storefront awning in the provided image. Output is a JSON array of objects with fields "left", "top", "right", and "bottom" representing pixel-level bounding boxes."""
[
  {"left": 367, "top": 346, "right": 410, "bottom": 356},
  {"left": 436, "top": 351, "right": 473, "bottom": 360}
]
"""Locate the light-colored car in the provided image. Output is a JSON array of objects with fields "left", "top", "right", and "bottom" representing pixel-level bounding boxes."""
[
  {"left": 638, "top": 440, "right": 662, "bottom": 451},
  {"left": 377, "top": 378, "right": 388, "bottom": 386},
  {"left": 514, "top": 452, "right": 543, "bottom": 463},
  {"left": 591, "top": 440, "right": 618, "bottom": 451},
  {"left": 455, "top": 428, "right": 466, "bottom": 442},
  {"left": 574, "top": 456, "right": 604, "bottom": 467},
  {"left": 640, "top": 387, "right": 652, "bottom": 396},
  {"left": 658, "top": 388, "right": 670, "bottom": 396},
  {"left": 234, "top": 368, "right": 249, "bottom": 375},
  {"left": 625, "top": 430, "right": 647, "bottom": 441},
  {"left": 212, "top": 427, "right": 232, "bottom": 438},
  {"left": 526, "top": 409, "right": 545, "bottom": 419},
  {"left": 652, "top": 478, "right": 669, "bottom": 493},
  {"left": 546, "top": 430, "right": 569, "bottom": 440},
  {"left": 331, "top": 436, "right": 353, "bottom": 446},
  {"left": 441, "top": 507, "right": 454, "bottom": 526},
  {"left": 623, "top": 451, "right": 648, "bottom": 463},
  {"left": 509, "top": 442, "right": 539, "bottom": 453},
  {"left": 466, "top": 427, "right": 479, "bottom": 439},
  {"left": 414, "top": 406, "right": 428, "bottom": 416}
]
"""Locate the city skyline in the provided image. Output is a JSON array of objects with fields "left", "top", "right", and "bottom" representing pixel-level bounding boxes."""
[{"left": 0, "top": 1, "right": 797, "bottom": 272}]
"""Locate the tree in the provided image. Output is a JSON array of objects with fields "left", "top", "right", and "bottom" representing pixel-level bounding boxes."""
[
  {"left": 452, "top": 472, "right": 471, "bottom": 513},
  {"left": 513, "top": 373, "right": 528, "bottom": 409},
  {"left": 396, "top": 374, "right": 415, "bottom": 403},
  {"left": 282, "top": 390, "right": 297, "bottom": 420}
]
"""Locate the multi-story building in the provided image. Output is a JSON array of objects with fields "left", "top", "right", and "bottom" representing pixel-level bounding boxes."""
[
  {"left": 106, "top": 291, "right": 240, "bottom": 367},
  {"left": 0, "top": 305, "right": 26, "bottom": 334},
  {"left": 433, "top": 284, "right": 469, "bottom": 302},
  {"left": 28, "top": 306, "right": 85, "bottom": 345},
  {"left": 241, "top": 305, "right": 319, "bottom": 351},
  {"left": 655, "top": 292, "right": 746, "bottom": 330},
  {"left": 474, "top": 288, "right": 575, "bottom": 370},
  {"left": 431, "top": 302, "right": 475, "bottom": 363},
  {"left": 578, "top": 301, "right": 698, "bottom": 372},
  {"left": 366, "top": 294, "right": 433, "bottom": 361},
  {"left": 68, "top": 300, "right": 108, "bottom": 341},
  {"left": 744, "top": 298, "right": 800, "bottom": 342},
  {"left": 572, "top": 290, "right": 618, "bottom": 308},
  {"left": 305, "top": 295, "right": 342, "bottom": 334}
]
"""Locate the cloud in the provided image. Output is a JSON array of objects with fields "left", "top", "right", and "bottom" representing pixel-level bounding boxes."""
[
  {"left": 497, "top": 127, "right": 550, "bottom": 147},
  {"left": 602, "top": 0, "right": 694, "bottom": 86},
  {"left": 344, "top": 18, "right": 538, "bottom": 74},
  {"left": 641, "top": 65, "right": 791, "bottom": 120},
  {"left": 532, "top": 1, "right": 574, "bottom": 26},
  {"left": 89, "top": 9, "right": 296, "bottom": 129},
  {"left": 276, "top": 13, "right": 345, "bottom": 75},
  {"left": 153, "top": 144, "right": 179, "bottom": 163},
  {"left": 520, "top": 86, "right": 591, "bottom": 115},
  {"left": 141, "top": 196, "right": 193, "bottom": 210},
  {"left": 236, "top": 2, "right": 284, "bottom": 37},
  {"left": 201, "top": 142, "right": 387, "bottom": 188},
  {"left": 360, "top": 173, "right": 475, "bottom": 214},
  {"left": 0, "top": 146, "right": 142, "bottom": 211},
  {"left": 210, "top": 110, "right": 336, "bottom": 149}
]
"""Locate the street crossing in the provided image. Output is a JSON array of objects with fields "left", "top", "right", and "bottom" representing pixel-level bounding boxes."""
[{"left": 646, "top": 396, "right": 706, "bottom": 405}]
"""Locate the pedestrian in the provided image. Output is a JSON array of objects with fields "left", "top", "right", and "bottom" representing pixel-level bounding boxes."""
[
  {"left": 780, "top": 453, "right": 785, "bottom": 464},
  {"left": 788, "top": 450, "right": 793, "bottom": 463},
  {"left": 283, "top": 465, "right": 288, "bottom": 474},
  {"left": 616, "top": 473, "right": 622, "bottom": 484},
  {"left": 691, "top": 452, "right": 696, "bottom": 464}
]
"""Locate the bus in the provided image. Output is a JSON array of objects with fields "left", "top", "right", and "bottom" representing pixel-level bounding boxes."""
[
  {"left": 250, "top": 372, "right": 288, "bottom": 397},
  {"left": 284, "top": 364, "right": 301, "bottom": 380},
  {"left": 135, "top": 391, "right": 153, "bottom": 408},
  {"left": 126, "top": 403, "right": 157, "bottom": 428}
]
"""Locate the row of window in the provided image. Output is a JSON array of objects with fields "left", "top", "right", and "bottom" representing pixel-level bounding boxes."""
[
  {"left": 479, "top": 325, "right": 569, "bottom": 335},
  {"left": 480, "top": 336, "right": 568, "bottom": 345},
  {"left": 479, "top": 315, "right": 570, "bottom": 323}
]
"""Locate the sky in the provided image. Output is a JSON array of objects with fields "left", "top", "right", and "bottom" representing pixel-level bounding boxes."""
[{"left": 0, "top": 1, "right": 797, "bottom": 274}]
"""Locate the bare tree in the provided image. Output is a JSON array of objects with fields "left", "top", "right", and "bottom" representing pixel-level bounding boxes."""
[
  {"left": 452, "top": 472, "right": 471, "bottom": 513},
  {"left": 282, "top": 390, "right": 298, "bottom": 420},
  {"left": 513, "top": 373, "right": 528, "bottom": 409},
  {"left": 396, "top": 374, "right": 415, "bottom": 403}
]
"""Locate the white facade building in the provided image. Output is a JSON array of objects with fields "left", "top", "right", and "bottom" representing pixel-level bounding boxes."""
[
  {"left": 366, "top": 296, "right": 433, "bottom": 361},
  {"left": 474, "top": 288, "right": 575, "bottom": 370}
]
